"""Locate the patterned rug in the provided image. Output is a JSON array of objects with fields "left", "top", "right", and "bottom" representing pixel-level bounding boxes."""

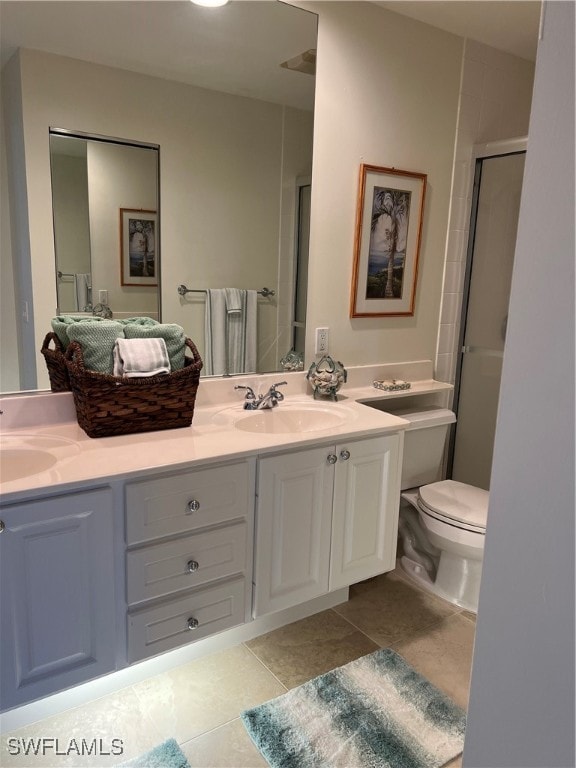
[
  {"left": 118, "top": 738, "right": 190, "bottom": 767},
  {"left": 241, "top": 648, "right": 466, "bottom": 768}
]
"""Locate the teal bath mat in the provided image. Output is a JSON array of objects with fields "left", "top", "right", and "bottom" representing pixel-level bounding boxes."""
[
  {"left": 242, "top": 648, "right": 466, "bottom": 768},
  {"left": 118, "top": 738, "right": 189, "bottom": 768}
]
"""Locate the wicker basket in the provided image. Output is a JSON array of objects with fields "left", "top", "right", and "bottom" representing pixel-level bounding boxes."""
[
  {"left": 41, "top": 332, "right": 71, "bottom": 392},
  {"left": 65, "top": 338, "right": 203, "bottom": 438}
]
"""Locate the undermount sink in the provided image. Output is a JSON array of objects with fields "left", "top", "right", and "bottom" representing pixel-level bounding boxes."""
[
  {"left": 0, "top": 435, "right": 80, "bottom": 483},
  {"left": 232, "top": 404, "right": 350, "bottom": 434}
]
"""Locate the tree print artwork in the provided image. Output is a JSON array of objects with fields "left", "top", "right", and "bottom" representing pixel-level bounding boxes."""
[{"left": 367, "top": 187, "right": 411, "bottom": 299}]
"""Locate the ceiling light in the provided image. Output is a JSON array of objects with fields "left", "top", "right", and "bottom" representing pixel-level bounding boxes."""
[{"left": 190, "top": 0, "right": 229, "bottom": 6}]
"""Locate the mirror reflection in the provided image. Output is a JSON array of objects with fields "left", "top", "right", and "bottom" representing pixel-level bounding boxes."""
[
  {"left": 50, "top": 133, "right": 160, "bottom": 321},
  {"left": 1, "top": 1, "right": 316, "bottom": 390}
]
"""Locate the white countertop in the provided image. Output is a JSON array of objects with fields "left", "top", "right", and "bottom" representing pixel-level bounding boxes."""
[{"left": 0, "top": 365, "right": 452, "bottom": 503}]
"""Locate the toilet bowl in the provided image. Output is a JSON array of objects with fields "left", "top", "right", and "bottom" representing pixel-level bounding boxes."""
[
  {"left": 400, "top": 479, "right": 488, "bottom": 612},
  {"left": 363, "top": 403, "right": 489, "bottom": 613}
]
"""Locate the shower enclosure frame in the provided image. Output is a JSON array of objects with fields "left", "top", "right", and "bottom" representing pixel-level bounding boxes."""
[{"left": 447, "top": 136, "right": 528, "bottom": 484}]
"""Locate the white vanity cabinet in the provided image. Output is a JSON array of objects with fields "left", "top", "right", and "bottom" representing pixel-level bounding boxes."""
[
  {"left": 253, "top": 433, "right": 403, "bottom": 616},
  {"left": 124, "top": 459, "right": 255, "bottom": 663},
  {"left": 0, "top": 488, "right": 116, "bottom": 710}
]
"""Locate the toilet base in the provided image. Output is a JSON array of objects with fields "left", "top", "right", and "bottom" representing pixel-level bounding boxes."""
[{"left": 400, "top": 550, "right": 482, "bottom": 613}]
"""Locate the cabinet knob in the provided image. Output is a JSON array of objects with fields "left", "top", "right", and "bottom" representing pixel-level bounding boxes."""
[
  {"left": 187, "top": 617, "right": 199, "bottom": 630},
  {"left": 0, "top": 520, "right": 4, "bottom": 533},
  {"left": 187, "top": 559, "right": 199, "bottom": 573},
  {"left": 340, "top": 449, "right": 351, "bottom": 461},
  {"left": 327, "top": 454, "right": 337, "bottom": 465},
  {"left": 186, "top": 499, "right": 200, "bottom": 514}
]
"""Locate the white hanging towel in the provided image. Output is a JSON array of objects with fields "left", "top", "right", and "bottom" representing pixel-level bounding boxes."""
[
  {"left": 205, "top": 289, "right": 227, "bottom": 376},
  {"left": 205, "top": 288, "right": 257, "bottom": 375},
  {"left": 243, "top": 290, "right": 258, "bottom": 374},
  {"left": 74, "top": 273, "right": 92, "bottom": 312}
]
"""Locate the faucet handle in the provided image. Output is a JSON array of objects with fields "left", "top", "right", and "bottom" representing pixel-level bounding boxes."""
[
  {"left": 270, "top": 381, "right": 287, "bottom": 401},
  {"left": 235, "top": 385, "right": 256, "bottom": 400}
]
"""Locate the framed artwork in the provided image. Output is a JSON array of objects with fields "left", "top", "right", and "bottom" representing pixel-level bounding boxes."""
[
  {"left": 120, "top": 209, "right": 158, "bottom": 286},
  {"left": 350, "top": 164, "right": 427, "bottom": 317}
]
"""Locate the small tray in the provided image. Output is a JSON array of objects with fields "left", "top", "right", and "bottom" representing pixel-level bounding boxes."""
[{"left": 373, "top": 379, "right": 411, "bottom": 392}]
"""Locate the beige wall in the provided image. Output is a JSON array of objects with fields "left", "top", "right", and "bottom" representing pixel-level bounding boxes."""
[
  {"left": 304, "top": 1, "right": 463, "bottom": 367},
  {"left": 51, "top": 153, "right": 91, "bottom": 312},
  {"left": 87, "top": 141, "right": 158, "bottom": 318},
  {"left": 0, "top": 90, "right": 19, "bottom": 392}
]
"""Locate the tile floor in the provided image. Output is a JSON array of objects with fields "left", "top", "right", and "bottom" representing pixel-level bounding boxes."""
[{"left": 1, "top": 567, "right": 476, "bottom": 768}]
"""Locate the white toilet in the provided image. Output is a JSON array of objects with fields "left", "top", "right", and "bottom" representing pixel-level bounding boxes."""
[{"left": 392, "top": 406, "right": 489, "bottom": 613}]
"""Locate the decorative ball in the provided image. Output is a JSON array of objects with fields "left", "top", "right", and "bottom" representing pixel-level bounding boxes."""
[{"left": 306, "top": 355, "right": 347, "bottom": 400}]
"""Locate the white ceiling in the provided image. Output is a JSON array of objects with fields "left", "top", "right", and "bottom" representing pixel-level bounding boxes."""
[{"left": 0, "top": 1, "right": 540, "bottom": 112}]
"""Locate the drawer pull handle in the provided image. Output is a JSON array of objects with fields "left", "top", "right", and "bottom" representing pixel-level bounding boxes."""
[
  {"left": 327, "top": 454, "right": 337, "bottom": 465},
  {"left": 187, "top": 559, "right": 199, "bottom": 573},
  {"left": 340, "top": 449, "right": 351, "bottom": 461},
  {"left": 187, "top": 617, "right": 199, "bottom": 630},
  {"left": 187, "top": 499, "right": 201, "bottom": 514}
]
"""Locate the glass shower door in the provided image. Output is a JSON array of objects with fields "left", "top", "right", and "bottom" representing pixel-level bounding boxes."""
[{"left": 451, "top": 151, "right": 526, "bottom": 490}]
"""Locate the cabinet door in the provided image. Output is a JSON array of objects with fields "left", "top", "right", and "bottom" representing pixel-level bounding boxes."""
[
  {"left": 330, "top": 434, "right": 402, "bottom": 590},
  {"left": 254, "top": 447, "right": 334, "bottom": 617},
  {"left": 0, "top": 489, "right": 116, "bottom": 710}
]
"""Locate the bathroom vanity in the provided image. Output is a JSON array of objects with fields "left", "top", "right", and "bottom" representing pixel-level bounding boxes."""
[{"left": 0, "top": 363, "right": 451, "bottom": 714}]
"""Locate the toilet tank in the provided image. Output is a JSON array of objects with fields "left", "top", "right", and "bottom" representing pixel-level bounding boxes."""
[{"left": 390, "top": 407, "right": 456, "bottom": 490}]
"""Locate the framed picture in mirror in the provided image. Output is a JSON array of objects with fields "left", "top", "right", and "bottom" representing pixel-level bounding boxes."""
[
  {"left": 120, "top": 208, "right": 158, "bottom": 286},
  {"left": 350, "top": 164, "right": 426, "bottom": 317}
]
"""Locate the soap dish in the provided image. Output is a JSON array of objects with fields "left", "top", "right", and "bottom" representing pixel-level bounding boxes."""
[{"left": 373, "top": 379, "right": 411, "bottom": 392}]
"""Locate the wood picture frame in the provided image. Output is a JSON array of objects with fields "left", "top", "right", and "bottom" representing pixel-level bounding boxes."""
[
  {"left": 350, "top": 164, "right": 426, "bottom": 317},
  {"left": 120, "top": 209, "right": 158, "bottom": 287}
]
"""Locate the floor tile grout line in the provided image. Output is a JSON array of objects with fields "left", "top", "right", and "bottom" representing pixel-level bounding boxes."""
[
  {"left": 178, "top": 714, "right": 242, "bottom": 747},
  {"left": 334, "top": 604, "right": 470, "bottom": 650},
  {"left": 241, "top": 643, "right": 290, "bottom": 693},
  {"left": 324, "top": 607, "right": 385, "bottom": 649}
]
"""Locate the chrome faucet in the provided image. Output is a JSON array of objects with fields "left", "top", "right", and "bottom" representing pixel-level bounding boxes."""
[
  {"left": 234, "top": 385, "right": 258, "bottom": 409},
  {"left": 256, "top": 381, "right": 287, "bottom": 410},
  {"left": 234, "top": 381, "right": 287, "bottom": 410}
]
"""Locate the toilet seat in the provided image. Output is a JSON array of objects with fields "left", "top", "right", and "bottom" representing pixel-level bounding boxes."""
[{"left": 418, "top": 480, "right": 488, "bottom": 534}]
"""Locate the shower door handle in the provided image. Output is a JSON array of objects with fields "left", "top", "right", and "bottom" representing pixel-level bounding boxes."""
[{"left": 461, "top": 346, "right": 504, "bottom": 359}]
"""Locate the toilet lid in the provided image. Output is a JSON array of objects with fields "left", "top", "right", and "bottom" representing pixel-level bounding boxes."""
[{"left": 418, "top": 480, "right": 488, "bottom": 531}]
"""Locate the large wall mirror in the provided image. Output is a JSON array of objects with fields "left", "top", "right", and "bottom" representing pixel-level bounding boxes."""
[{"left": 0, "top": 1, "right": 317, "bottom": 390}]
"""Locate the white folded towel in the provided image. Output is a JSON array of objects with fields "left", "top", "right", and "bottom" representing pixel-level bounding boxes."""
[
  {"left": 113, "top": 337, "right": 171, "bottom": 378},
  {"left": 224, "top": 288, "right": 243, "bottom": 314}
]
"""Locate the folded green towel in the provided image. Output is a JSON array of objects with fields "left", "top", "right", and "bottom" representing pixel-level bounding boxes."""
[
  {"left": 124, "top": 323, "right": 186, "bottom": 370},
  {"left": 118, "top": 317, "right": 160, "bottom": 327},
  {"left": 51, "top": 315, "right": 106, "bottom": 350},
  {"left": 66, "top": 320, "right": 124, "bottom": 373}
]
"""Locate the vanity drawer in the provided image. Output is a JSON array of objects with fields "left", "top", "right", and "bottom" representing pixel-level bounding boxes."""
[
  {"left": 127, "top": 577, "right": 247, "bottom": 662},
  {"left": 125, "top": 461, "right": 252, "bottom": 545},
  {"left": 126, "top": 522, "right": 248, "bottom": 605}
]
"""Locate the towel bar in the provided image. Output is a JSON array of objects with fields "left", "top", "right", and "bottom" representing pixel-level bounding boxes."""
[{"left": 177, "top": 284, "right": 275, "bottom": 298}]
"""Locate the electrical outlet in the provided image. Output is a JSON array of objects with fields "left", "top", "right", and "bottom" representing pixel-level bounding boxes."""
[
  {"left": 315, "top": 327, "right": 329, "bottom": 355},
  {"left": 99, "top": 289, "right": 108, "bottom": 305}
]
